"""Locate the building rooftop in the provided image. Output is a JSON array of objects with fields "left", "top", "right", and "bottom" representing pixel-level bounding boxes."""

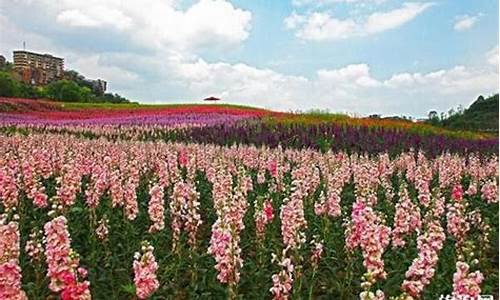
[{"left": 13, "top": 50, "right": 63, "bottom": 60}]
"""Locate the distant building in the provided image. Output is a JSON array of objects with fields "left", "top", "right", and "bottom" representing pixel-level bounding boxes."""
[
  {"left": 13, "top": 50, "right": 64, "bottom": 85},
  {"left": 91, "top": 79, "right": 107, "bottom": 95},
  {"left": 0, "top": 55, "right": 6, "bottom": 67}
]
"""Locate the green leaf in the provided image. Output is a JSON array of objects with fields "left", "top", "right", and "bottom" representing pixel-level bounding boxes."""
[{"left": 121, "top": 284, "right": 136, "bottom": 294}]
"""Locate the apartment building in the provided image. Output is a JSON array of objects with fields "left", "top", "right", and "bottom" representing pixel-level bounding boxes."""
[{"left": 13, "top": 50, "right": 64, "bottom": 85}]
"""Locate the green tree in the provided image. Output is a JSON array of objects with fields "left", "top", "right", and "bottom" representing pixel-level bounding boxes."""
[
  {"left": 0, "top": 71, "right": 19, "bottom": 97},
  {"left": 18, "top": 84, "right": 40, "bottom": 98},
  {"left": 427, "top": 110, "right": 440, "bottom": 126},
  {"left": 80, "top": 87, "right": 93, "bottom": 102},
  {"left": 46, "top": 80, "right": 88, "bottom": 102}
]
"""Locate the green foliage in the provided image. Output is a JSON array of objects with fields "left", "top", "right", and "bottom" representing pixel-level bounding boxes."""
[
  {"left": 45, "top": 80, "right": 86, "bottom": 102},
  {"left": 42, "top": 80, "right": 129, "bottom": 103},
  {"left": 427, "top": 94, "right": 499, "bottom": 133},
  {"left": 0, "top": 61, "right": 14, "bottom": 72},
  {"left": 0, "top": 71, "right": 20, "bottom": 97},
  {"left": 95, "top": 92, "right": 130, "bottom": 103}
]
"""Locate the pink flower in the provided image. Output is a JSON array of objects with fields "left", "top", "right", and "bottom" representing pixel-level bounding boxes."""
[
  {"left": 170, "top": 180, "right": 201, "bottom": 251},
  {"left": 446, "top": 201, "right": 470, "bottom": 247},
  {"left": 280, "top": 164, "right": 319, "bottom": 250},
  {"left": 0, "top": 164, "right": 19, "bottom": 210},
  {"left": 0, "top": 218, "right": 27, "bottom": 300},
  {"left": 255, "top": 198, "right": 274, "bottom": 241},
  {"left": 451, "top": 185, "right": 464, "bottom": 202},
  {"left": 481, "top": 180, "right": 498, "bottom": 204},
  {"left": 44, "top": 216, "right": 91, "bottom": 298},
  {"left": 257, "top": 169, "right": 266, "bottom": 184},
  {"left": 57, "top": 161, "right": 84, "bottom": 208},
  {"left": 0, "top": 260, "right": 28, "bottom": 300},
  {"left": 178, "top": 149, "right": 188, "bottom": 167},
  {"left": 270, "top": 250, "right": 294, "bottom": 300},
  {"left": 21, "top": 161, "right": 48, "bottom": 208},
  {"left": 133, "top": 241, "right": 159, "bottom": 299},
  {"left": 208, "top": 167, "right": 250, "bottom": 287},
  {"left": 392, "top": 184, "right": 421, "bottom": 248},
  {"left": 59, "top": 270, "right": 92, "bottom": 300},
  {"left": 84, "top": 162, "right": 107, "bottom": 209},
  {"left": 148, "top": 184, "right": 165, "bottom": 233},
  {"left": 268, "top": 160, "right": 278, "bottom": 178},
  {"left": 264, "top": 200, "right": 274, "bottom": 221},
  {"left": 25, "top": 228, "right": 44, "bottom": 262},
  {"left": 466, "top": 182, "right": 477, "bottom": 196},
  {"left": 123, "top": 166, "right": 140, "bottom": 220},
  {"left": 401, "top": 220, "right": 445, "bottom": 298},
  {"left": 208, "top": 227, "right": 236, "bottom": 283},
  {"left": 314, "top": 189, "right": 342, "bottom": 218},
  {"left": 452, "top": 261, "right": 483, "bottom": 298},
  {"left": 413, "top": 152, "right": 433, "bottom": 207},
  {"left": 310, "top": 237, "right": 324, "bottom": 268},
  {"left": 109, "top": 169, "right": 125, "bottom": 207},
  {"left": 345, "top": 198, "right": 390, "bottom": 281}
]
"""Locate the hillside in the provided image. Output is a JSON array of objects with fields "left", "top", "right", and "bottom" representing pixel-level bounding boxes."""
[
  {"left": 432, "top": 94, "right": 499, "bottom": 133},
  {"left": 0, "top": 97, "right": 495, "bottom": 141}
]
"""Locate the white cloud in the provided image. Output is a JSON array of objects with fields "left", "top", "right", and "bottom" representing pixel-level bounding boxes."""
[
  {"left": 164, "top": 55, "right": 497, "bottom": 116},
  {"left": 364, "top": 2, "right": 434, "bottom": 33},
  {"left": 167, "top": 57, "right": 309, "bottom": 110},
  {"left": 486, "top": 45, "right": 499, "bottom": 67},
  {"left": 384, "top": 66, "right": 497, "bottom": 95},
  {"left": 284, "top": 12, "right": 306, "bottom": 29},
  {"left": 285, "top": 2, "right": 434, "bottom": 41},
  {"left": 13, "top": 0, "right": 252, "bottom": 52},
  {"left": 453, "top": 14, "right": 480, "bottom": 32},
  {"left": 293, "top": 12, "right": 358, "bottom": 41},
  {"left": 56, "top": 8, "right": 133, "bottom": 30},
  {"left": 0, "top": 14, "right": 56, "bottom": 56},
  {"left": 71, "top": 55, "right": 140, "bottom": 89},
  {"left": 292, "top": 0, "right": 386, "bottom": 7},
  {"left": 317, "top": 64, "right": 381, "bottom": 87},
  {"left": 56, "top": 10, "right": 100, "bottom": 28}
]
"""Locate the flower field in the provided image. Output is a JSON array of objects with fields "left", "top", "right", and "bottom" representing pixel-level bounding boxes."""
[{"left": 0, "top": 98, "right": 498, "bottom": 300}]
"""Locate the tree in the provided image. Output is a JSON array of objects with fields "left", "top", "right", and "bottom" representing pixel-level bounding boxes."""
[
  {"left": 46, "top": 80, "right": 87, "bottom": 102},
  {"left": 428, "top": 110, "right": 438, "bottom": 120},
  {"left": 59, "top": 81, "right": 83, "bottom": 101},
  {"left": 0, "top": 62, "right": 14, "bottom": 72},
  {"left": 80, "top": 87, "right": 93, "bottom": 102},
  {"left": 18, "top": 84, "right": 40, "bottom": 98},
  {"left": 0, "top": 72, "right": 19, "bottom": 97}
]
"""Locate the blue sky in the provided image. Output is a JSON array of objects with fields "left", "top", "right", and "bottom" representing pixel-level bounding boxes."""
[{"left": 1, "top": 0, "right": 498, "bottom": 117}]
